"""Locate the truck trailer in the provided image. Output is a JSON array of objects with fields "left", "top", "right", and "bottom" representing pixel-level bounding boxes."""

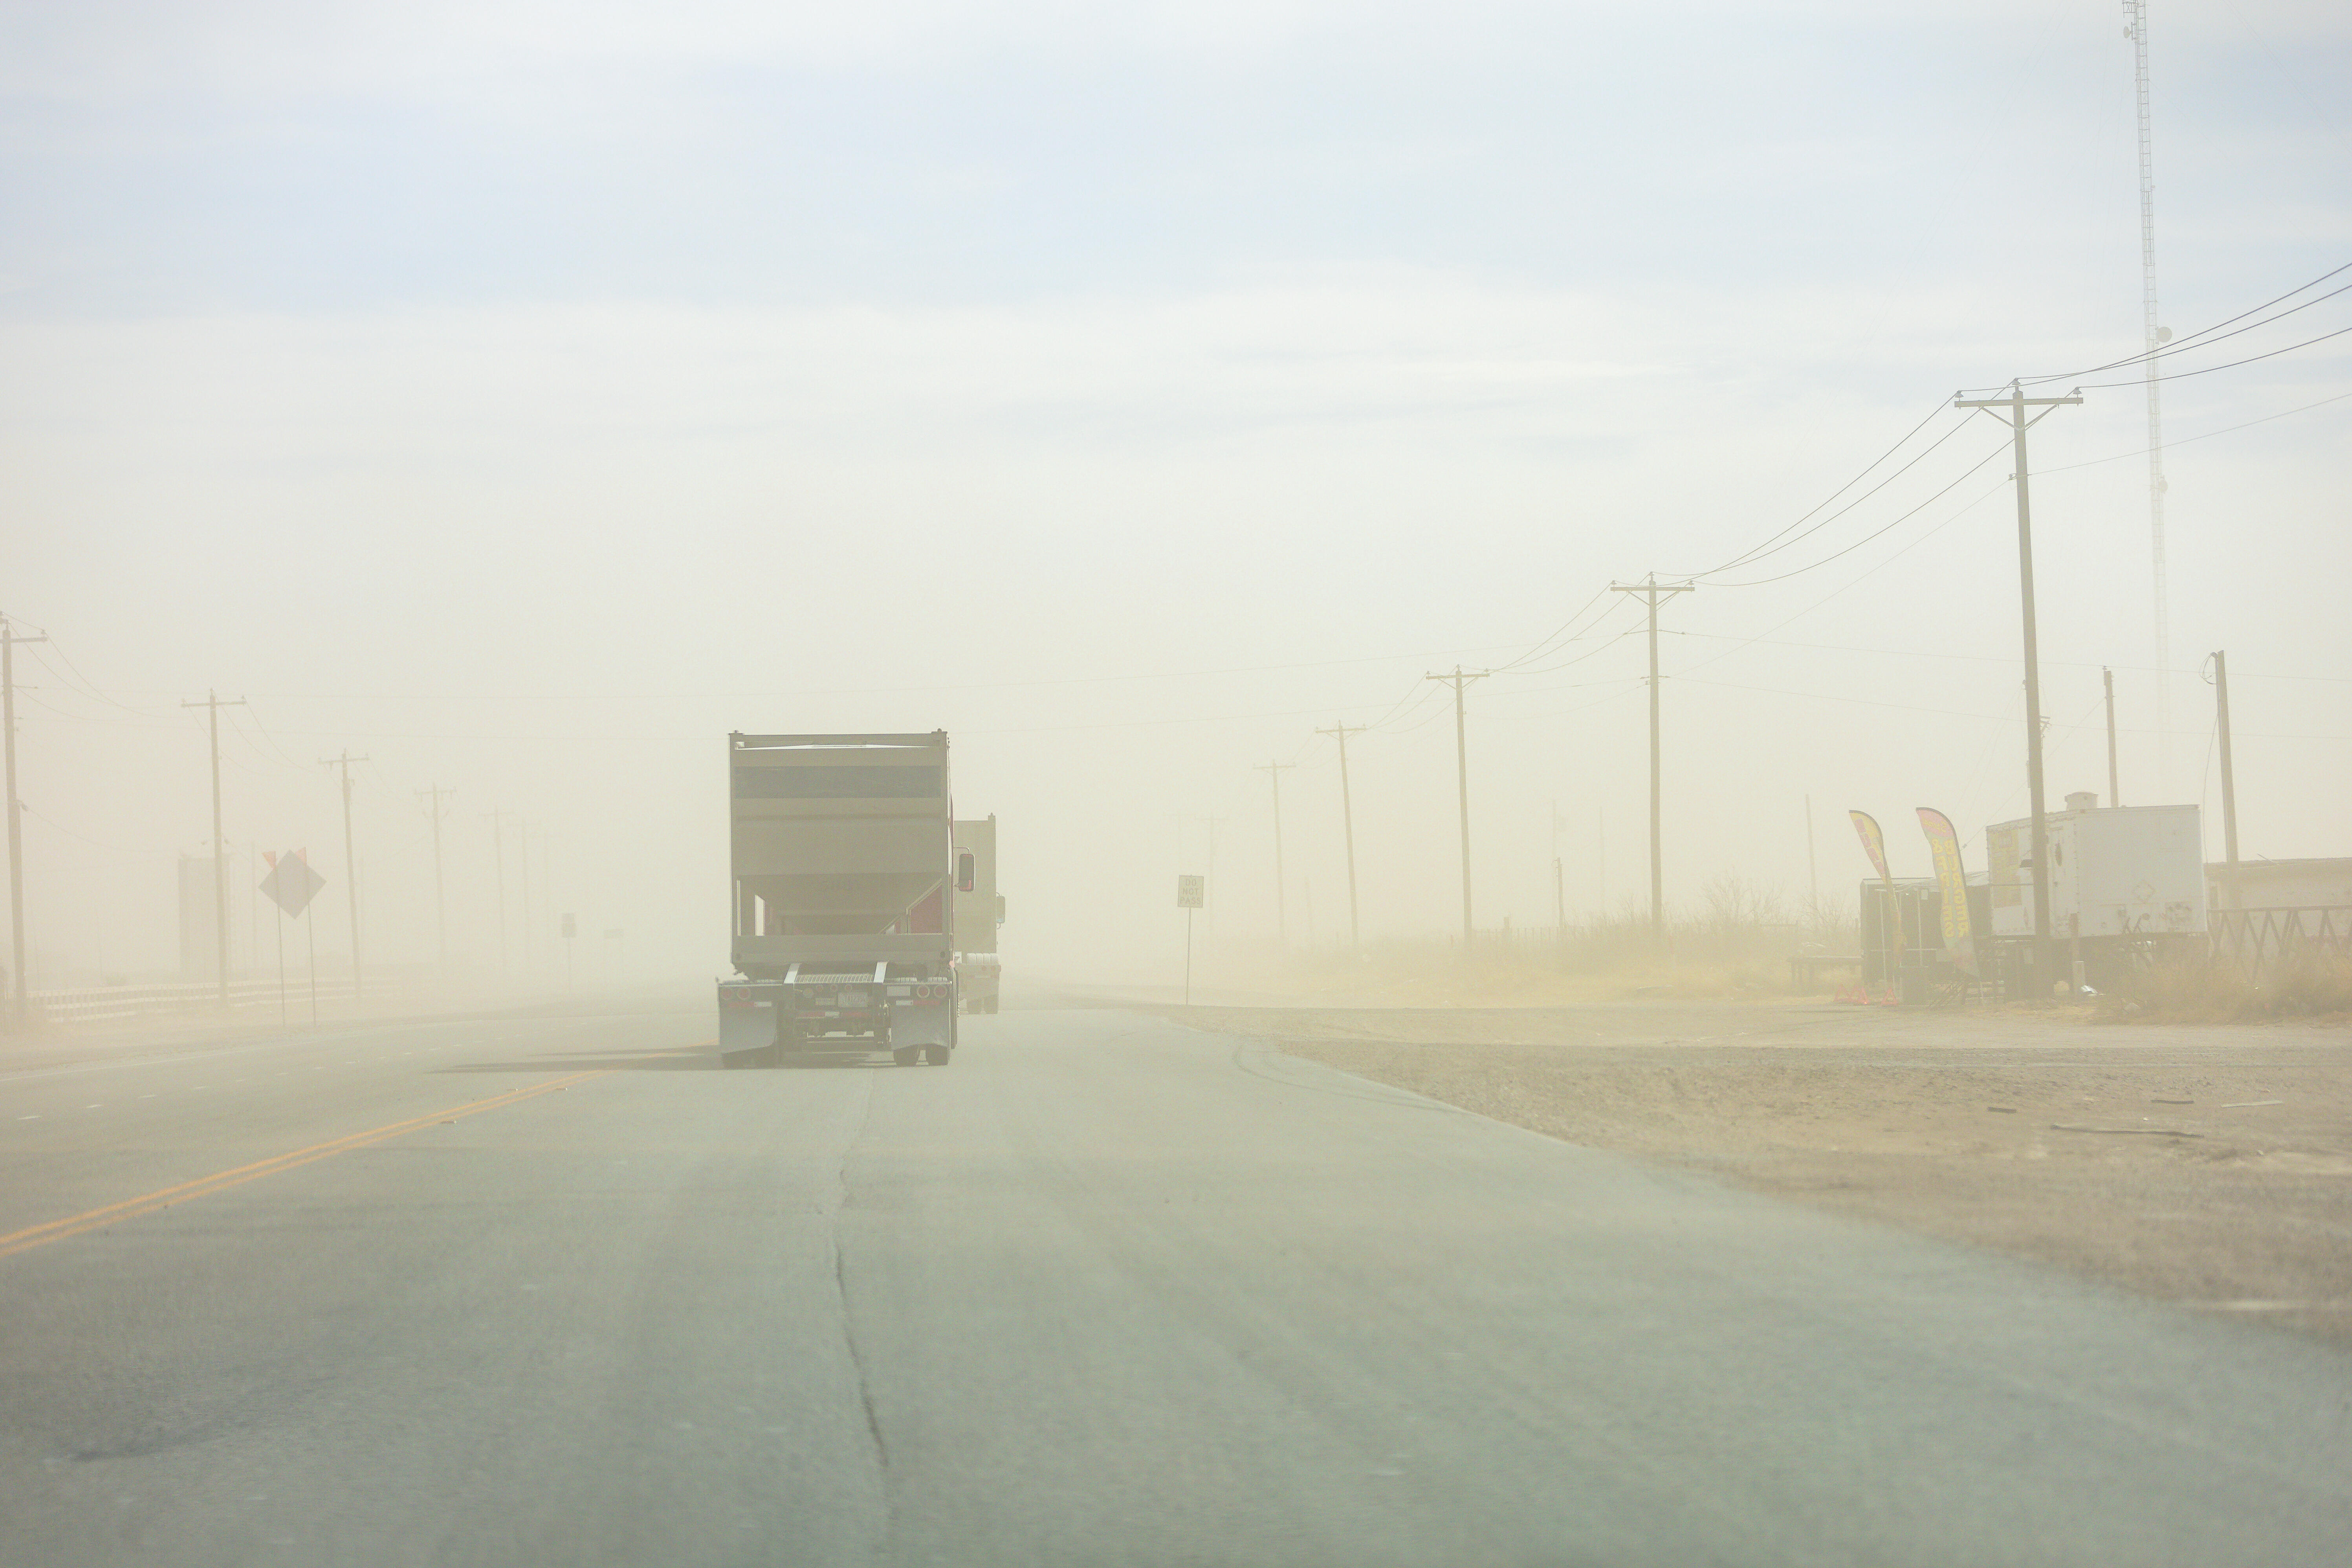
[
  {"left": 951, "top": 815, "right": 1004, "bottom": 1013},
  {"left": 717, "top": 731, "right": 959, "bottom": 1067}
]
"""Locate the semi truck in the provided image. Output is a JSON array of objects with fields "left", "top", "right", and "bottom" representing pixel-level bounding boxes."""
[
  {"left": 951, "top": 815, "right": 1004, "bottom": 1013},
  {"left": 717, "top": 731, "right": 959, "bottom": 1067}
]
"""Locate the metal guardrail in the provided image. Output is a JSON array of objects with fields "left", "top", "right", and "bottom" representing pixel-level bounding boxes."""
[
  {"left": 2207, "top": 906, "right": 2352, "bottom": 979},
  {"left": 26, "top": 976, "right": 400, "bottom": 1026}
]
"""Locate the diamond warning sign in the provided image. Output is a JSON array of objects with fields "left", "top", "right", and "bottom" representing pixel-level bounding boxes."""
[{"left": 260, "top": 850, "right": 326, "bottom": 917}]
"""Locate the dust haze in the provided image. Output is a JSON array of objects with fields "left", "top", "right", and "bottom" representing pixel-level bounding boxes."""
[{"left": 4, "top": 0, "right": 2347, "bottom": 1005}]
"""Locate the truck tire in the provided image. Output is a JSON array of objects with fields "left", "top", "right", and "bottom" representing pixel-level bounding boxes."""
[
  {"left": 925, "top": 1044, "right": 951, "bottom": 1066},
  {"left": 893, "top": 1047, "right": 920, "bottom": 1067}
]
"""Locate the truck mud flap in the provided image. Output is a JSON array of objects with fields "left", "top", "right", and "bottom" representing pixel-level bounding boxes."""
[
  {"left": 719, "top": 994, "right": 781, "bottom": 1065},
  {"left": 887, "top": 1000, "right": 955, "bottom": 1051}
]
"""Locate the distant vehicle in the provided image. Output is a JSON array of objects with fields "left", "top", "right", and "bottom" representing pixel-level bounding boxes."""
[
  {"left": 717, "top": 732, "right": 958, "bottom": 1067},
  {"left": 952, "top": 815, "right": 1005, "bottom": 1013}
]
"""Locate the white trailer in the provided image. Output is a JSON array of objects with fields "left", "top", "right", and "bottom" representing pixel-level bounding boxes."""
[{"left": 1986, "top": 798, "right": 2205, "bottom": 940}]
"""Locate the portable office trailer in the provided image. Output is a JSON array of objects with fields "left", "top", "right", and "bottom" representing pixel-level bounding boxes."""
[{"left": 1985, "top": 801, "right": 2205, "bottom": 941}]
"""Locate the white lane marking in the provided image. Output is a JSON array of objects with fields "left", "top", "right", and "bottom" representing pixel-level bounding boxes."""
[{"left": 16, "top": 1115, "right": 36, "bottom": 1121}]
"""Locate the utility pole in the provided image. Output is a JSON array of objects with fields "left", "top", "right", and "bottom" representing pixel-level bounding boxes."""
[
  {"left": 2103, "top": 669, "right": 2120, "bottom": 809},
  {"left": 1315, "top": 722, "right": 1367, "bottom": 949},
  {"left": 1254, "top": 764, "right": 1293, "bottom": 945},
  {"left": 514, "top": 815, "right": 532, "bottom": 978},
  {"left": 1608, "top": 578, "right": 1695, "bottom": 939},
  {"left": 1551, "top": 801, "right": 1566, "bottom": 930},
  {"left": 1805, "top": 794, "right": 1818, "bottom": 910},
  {"left": 2209, "top": 651, "right": 2239, "bottom": 906},
  {"left": 1956, "top": 383, "right": 2082, "bottom": 993},
  {"left": 2123, "top": 0, "right": 2172, "bottom": 790},
  {"left": 1190, "top": 814, "right": 1224, "bottom": 951},
  {"left": 182, "top": 690, "right": 248, "bottom": 1007},
  {"left": 322, "top": 750, "right": 369, "bottom": 1000},
  {"left": 486, "top": 808, "right": 510, "bottom": 975},
  {"left": 1424, "top": 667, "right": 1489, "bottom": 944},
  {"left": 2, "top": 617, "right": 46, "bottom": 1028},
  {"left": 418, "top": 786, "right": 453, "bottom": 972},
  {"left": 1597, "top": 805, "right": 1605, "bottom": 917},
  {"left": 525, "top": 823, "right": 545, "bottom": 977}
]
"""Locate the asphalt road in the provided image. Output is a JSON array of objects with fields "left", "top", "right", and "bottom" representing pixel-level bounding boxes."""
[{"left": 2, "top": 1001, "right": 2349, "bottom": 1567}]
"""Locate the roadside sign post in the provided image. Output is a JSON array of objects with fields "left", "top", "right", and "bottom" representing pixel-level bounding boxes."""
[
  {"left": 260, "top": 850, "right": 327, "bottom": 1027},
  {"left": 1177, "top": 875, "right": 1205, "bottom": 1006}
]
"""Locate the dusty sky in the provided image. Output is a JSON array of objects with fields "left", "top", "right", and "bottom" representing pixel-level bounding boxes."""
[{"left": 4, "top": 0, "right": 2347, "bottom": 986}]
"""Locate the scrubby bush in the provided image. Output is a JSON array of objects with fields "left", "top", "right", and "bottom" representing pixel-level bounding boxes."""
[{"left": 2098, "top": 952, "right": 2352, "bottom": 1023}]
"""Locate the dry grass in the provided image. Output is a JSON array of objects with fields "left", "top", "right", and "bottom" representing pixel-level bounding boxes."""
[
  {"left": 1216, "top": 895, "right": 1853, "bottom": 1008},
  {"left": 2099, "top": 952, "right": 2352, "bottom": 1025}
]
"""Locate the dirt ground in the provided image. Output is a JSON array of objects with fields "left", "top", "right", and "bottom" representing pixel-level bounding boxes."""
[{"left": 1168, "top": 1001, "right": 2352, "bottom": 1346}]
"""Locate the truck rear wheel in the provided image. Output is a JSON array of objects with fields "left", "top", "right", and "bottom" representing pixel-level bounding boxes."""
[
  {"left": 924, "top": 1044, "right": 950, "bottom": 1066},
  {"left": 892, "top": 1047, "right": 920, "bottom": 1067}
]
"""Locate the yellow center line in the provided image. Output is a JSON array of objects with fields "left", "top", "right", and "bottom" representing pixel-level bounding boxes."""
[{"left": 0, "top": 1069, "right": 613, "bottom": 1261}]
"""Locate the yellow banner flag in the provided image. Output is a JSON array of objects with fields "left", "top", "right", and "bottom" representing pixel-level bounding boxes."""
[{"left": 1916, "top": 807, "right": 1976, "bottom": 976}]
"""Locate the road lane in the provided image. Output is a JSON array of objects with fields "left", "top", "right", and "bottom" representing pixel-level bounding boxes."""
[
  {"left": 2, "top": 1003, "right": 2348, "bottom": 1566},
  {"left": 0, "top": 1009, "right": 711, "bottom": 1239}
]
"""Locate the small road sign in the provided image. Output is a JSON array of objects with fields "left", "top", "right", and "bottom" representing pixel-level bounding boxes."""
[
  {"left": 1177, "top": 875, "right": 1204, "bottom": 909},
  {"left": 260, "top": 851, "right": 326, "bottom": 917}
]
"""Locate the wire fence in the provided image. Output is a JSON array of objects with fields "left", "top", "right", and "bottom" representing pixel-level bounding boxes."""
[{"left": 2206, "top": 907, "right": 2352, "bottom": 981}]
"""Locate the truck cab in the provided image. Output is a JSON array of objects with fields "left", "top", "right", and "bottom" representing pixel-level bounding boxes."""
[{"left": 951, "top": 814, "right": 1004, "bottom": 1014}]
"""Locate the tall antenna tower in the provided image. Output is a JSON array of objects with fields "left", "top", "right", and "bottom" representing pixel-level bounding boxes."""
[{"left": 2124, "top": 0, "right": 2171, "bottom": 789}]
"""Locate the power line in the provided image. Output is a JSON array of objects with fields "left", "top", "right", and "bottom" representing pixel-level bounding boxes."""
[
  {"left": 2025, "top": 276, "right": 2351, "bottom": 386},
  {"left": 1501, "top": 615, "right": 1647, "bottom": 677},
  {"left": 2072, "top": 323, "right": 2352, "bottom": 389},
  {"left": 1661, "top": 477, "right": 2013, "bottom": 683},
  {"left": 225, "top": 702, "right": 307, "bottom": 773},
  {"left": 88, "top": 643, "right": 1539, "bottom": 706},
  {"left": 2036, "top": 387, "right": 2352, "bottom": 473},
  {"left": 1961, "top": 256, "right": 2352, "bottom": 389},
  {"left": 1703, "top": 438, "right": 2011, "bottom": 587},
  {"left": 1661, "top": 628, "right": 2352, "bottom": 684},
  {"left": 22, "top": 637, "right": 158, "bottom": 718},
  {"left": 1681, "top": 404, "right": 1976, "bottom": 581},
  {"left": 1665, "top": 675, "right": 2348, "bottom": 737},
  {"left": 1490, "top": 586, "right": 1617, "bottom": 673}
]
